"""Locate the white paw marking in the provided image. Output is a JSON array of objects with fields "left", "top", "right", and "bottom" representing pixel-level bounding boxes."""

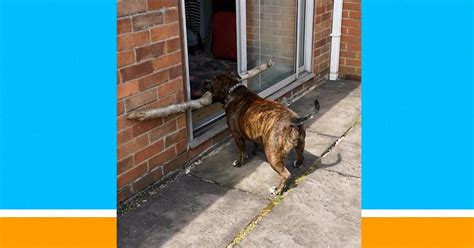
[{"left": 269, "top": 186, "right": 278, "bottom": 195}]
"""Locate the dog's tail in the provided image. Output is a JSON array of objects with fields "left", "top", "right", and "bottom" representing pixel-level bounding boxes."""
[{"left": 290, "top": 99, "right": 320, "bottom": 127}]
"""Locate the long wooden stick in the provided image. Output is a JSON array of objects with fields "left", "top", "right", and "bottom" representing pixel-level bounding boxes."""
[
  {"left": 127, "top": 91, "right": 212, "bottom": 121},
  {"left": 126, "top": 60, "right": 274, "bottom": 121},
  {"left": 238, "top": 59, "right": 274, "bottom": 81}
]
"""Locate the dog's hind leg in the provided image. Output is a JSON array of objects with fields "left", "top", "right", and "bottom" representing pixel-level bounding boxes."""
[
  {"left": 265, "top": 147, "right": 291, "bottom": 195},
  {"left": 293, "top": 127, "right": 306, "bottom": 168},
  {"left": 232, "top": 134, "right": 247, "bottom": 167}
]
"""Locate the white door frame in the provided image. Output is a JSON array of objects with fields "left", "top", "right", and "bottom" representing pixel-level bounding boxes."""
[{"left": 180, "top": 0, "right": 315, "bottom": 144}]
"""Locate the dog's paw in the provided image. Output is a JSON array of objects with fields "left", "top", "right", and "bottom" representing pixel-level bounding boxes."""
[
  {"left": 269, "top": 186, "right": 278, "bottom": 195},
  {"left": 232, "top": 160, "right": 242, "bottom": 167},
  {"left": 293, "top": 161, "right": 302, "bottom": 168}
]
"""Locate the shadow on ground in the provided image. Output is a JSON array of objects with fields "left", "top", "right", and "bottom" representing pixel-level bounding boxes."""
[{"left": 118, "top": 80, "right": 360, "bottom": 248}]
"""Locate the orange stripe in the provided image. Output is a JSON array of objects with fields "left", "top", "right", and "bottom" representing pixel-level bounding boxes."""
[
  {"left": 0, "top": 217, "right": 116, "bottom": 248},
  {"left": 362, "top": 217, "right": 474, "bottom": 248}
]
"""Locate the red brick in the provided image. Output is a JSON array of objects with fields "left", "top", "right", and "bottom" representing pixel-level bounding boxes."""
[
  {"left": 118, "top": 185, "right": 132, "bottom": 203},
  {"left": 120, "top": 61, "right": 154, "bottom": 82},
  {"left": 175, "top": 139, "right": 187, "bottom": 154},
  {"left": 117, "top": 80, "right": 139, "bottom": 100},
  {"left": 149, "top": 119, "right": 177, "bottom": 142},
  {"left": 162, "top": 0, "right": 178, "bottom": 8},
  {"left": 117, "top": 134, "right": 149, "bottom": 160},
  {"left": 340, "top": 50, "right": 357, "bottom": 59},
  {"left": 163, "top": 151, "right": 188, "bottom": 174},
  {"left": 150, "top": 23, "right": 179, "bottom": 42},
  {"left": 158, "top": 77, "right": 182, "bottom": 98},
  {"left": 342, "top": 10, "right": 349, "bottom": 18},
  {"left": 148, "top": 146, "right": 176, "bottom": 170},
  {"left": 138, "top": 70, "right": 169, "bottom": 90},
  {"left": 342, "top": 19, "right": 360, "bottom": 28},
  {"left": 343, "top": 2, "right": 360, "bottom": 11},
  {"left": 117, "top": 128, "right": 133, "bottom": 146},
  {"left": 117, "top": 18, "right": 132, "bottom": 34},
  {"left": 346, "top": 27, "right": 360, "bottom": 36},
  {"left": 117, "top": 101, "right": 125, "bottom": 116},
  {"left": 147, "top": 0, "right": 177, "bottom": 9},
  {"left": 132, "top": 167, "right": 163, "bottom": 192},
  {"left": 117, "top": 0, "right": 147, "bottom": 17},
  {"left": 132, "top": 118, "right": 163, "bottom": 137},
  {"left": 168, "top": 64, "right": 182, "bottom": 79},
  {"left": 147, "top": 94, "right": 175, "bottom": 109},
  {"left": 117, "top": 31, "right": 150, "bottom": 51},
  {"left": 124, "top": 88, "right": 157, "bottom": 111},
  {"left": 322, "top": 12, "right": 331, "bottom": 22},
  {"left": 345, "top": 58, "right": 360, "bottom": 67},
  {"left": 132, "top": 11, "right": 164, "bottom": 31},
  {"left": 177, "top": 114, "right": 186, "bottom": 129},
  {"left": 345, "top": 42, "right": 361, "bottom": 51},
  {"left": 349, "top": 11, "right": 361, "bottom": 19},
  {"left": 165, "top": 128, "right": 186, "bottom": 147},
  {"left": 135, "top": 42, "right": 166, "bottom": 62},
  {"left": 166, "top": 37, "right": 181, "bottom": 53},
  {"left": 164, "top": 7, "right": 179, "bottom": 23},
  {"left": 135, "top": 140, "right": 165, "bottom": 164},
  {"left": 147, "top": 0, "right": 163, "bottom": 10},
  {"left": 117, "top": 50, "right": 135, "bottom": 68},
  {"left": 341, "top": 35, "right": 360, "bottom": 44},
  {"left": 117, "top": 115, "right": 134, "bottom": 131},
  {"left": 117, "top": 156, "right": 134, "bottom": 174},
  {"left": 152, "top": 52, "right": 181, "bottom": 70},
  {"left": 117, "top": 162, "right": 147, "bottom": 189}
]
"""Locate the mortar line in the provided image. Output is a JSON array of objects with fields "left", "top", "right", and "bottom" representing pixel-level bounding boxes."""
[{"left": 226, "top": 115, "right": 361, "bottom": 247}]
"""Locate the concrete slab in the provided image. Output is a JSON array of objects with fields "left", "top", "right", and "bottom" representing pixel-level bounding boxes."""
[
  {"left": 239, "top": 169, "right": 361, "bottom": 248},
  {"left": 320, "top": 124, "right": 361, "bottom": 178},
  {"left": 290, "top": 81, "right": 361, "bottom": 137},
  {"left": 118, "top": 175, "right": 267, "bottom": 248},
  {"left": 191, "top": 133, "right": 336, "bottom": 198},
  {"left": 317, "top": 80, "right": 361, "bottom": 97}
]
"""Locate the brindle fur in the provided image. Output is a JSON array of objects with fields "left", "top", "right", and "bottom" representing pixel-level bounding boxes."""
[{"left": 207, "top": 73, "right": 317, "bottom": 195}]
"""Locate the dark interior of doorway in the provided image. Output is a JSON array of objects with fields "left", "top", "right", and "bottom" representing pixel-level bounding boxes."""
[{"left": 185, "top": 0, "right": 237, "bottom": 137}]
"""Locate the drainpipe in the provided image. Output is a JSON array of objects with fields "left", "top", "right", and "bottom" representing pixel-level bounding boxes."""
[{"left": 329, "top": 0, "right": 344, "bottom": 80}]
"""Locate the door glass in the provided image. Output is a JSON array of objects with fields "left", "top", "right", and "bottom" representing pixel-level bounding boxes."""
[
  {"left": 298, "top": 0, "right": 306, "bottom": 68},
  {"left": 246, "top": 0, "right": 297, "bottom": 93}
]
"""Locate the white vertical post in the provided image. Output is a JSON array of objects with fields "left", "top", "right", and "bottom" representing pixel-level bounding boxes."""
[
  {"left": 236, "top": 0, "right": 248, "bottom": 86},
  {"left": 179, "top": 0, "right": 193, "bottom": 142},
  {"left": 329, "top": 0, "right": 344, "bottom": 80},
  {"left": 304, "top": 0, "right": 315, "bottom": 72},
  {"left": 295, "top": 0, "right": 301, "bottom": 79}
]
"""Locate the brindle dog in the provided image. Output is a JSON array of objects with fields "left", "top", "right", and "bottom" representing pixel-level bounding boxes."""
[{"left": 206, "top": 73, "right": 320, "bottom": 195}]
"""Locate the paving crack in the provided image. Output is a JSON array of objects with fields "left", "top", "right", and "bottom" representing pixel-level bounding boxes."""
[{"left": 188, "top": 173, "right": 266, "bottom": 199}]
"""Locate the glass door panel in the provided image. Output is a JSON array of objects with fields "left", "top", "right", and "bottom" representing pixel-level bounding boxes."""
[{"left": 246, "top": 0, "right": 297, "bottom": 93}]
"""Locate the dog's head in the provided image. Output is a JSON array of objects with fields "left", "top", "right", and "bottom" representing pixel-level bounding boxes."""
[{"left": 204, "top": 72, "right": 240, "bottom": 104}]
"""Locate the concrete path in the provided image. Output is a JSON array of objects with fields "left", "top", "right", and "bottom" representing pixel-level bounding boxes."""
[{"left": 118, "top": 80, "right": 361, "bottom": 248}]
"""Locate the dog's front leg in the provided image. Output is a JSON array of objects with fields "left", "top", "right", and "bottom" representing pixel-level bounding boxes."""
[{"left": 232, "top": 135, "right": 247, "bottom": 167}]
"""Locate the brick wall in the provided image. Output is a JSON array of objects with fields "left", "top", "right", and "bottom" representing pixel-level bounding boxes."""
[
  {"left": 312, "top": 0, "right": 333, "bottom": 79},
  {"left": 339, "top": 0, "right": 361, "bottom": 80},
  {"left": 117, "top": 0, "right": 189, "bottom": 203}
]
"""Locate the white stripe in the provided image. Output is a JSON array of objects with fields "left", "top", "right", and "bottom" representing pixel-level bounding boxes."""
[
  {"left": 362, "top": 209, "right": 474, "bottom": 218},
  {"left": 0, "top": 210, "right": 116, "bottom": 217}
]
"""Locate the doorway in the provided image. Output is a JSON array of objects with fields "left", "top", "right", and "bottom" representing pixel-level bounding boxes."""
[{"left": 180, "top": 0, "right": 314, "bottom": 145}]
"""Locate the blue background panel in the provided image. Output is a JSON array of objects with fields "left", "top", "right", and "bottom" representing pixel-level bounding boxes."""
[
  {"left": 0, "top": 0, "right": 116, "bottom": 209},
  {"left": 362, "top": 0, "right": 473, "bottom": 209}
]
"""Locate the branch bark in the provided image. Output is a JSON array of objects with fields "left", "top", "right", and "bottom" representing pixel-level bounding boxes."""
[
  {"left": 127, "top": 91, "right": 213, "bottom": 121},
  {"left": 238, "top": 59, "right": 274, "bottom": 81}
]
